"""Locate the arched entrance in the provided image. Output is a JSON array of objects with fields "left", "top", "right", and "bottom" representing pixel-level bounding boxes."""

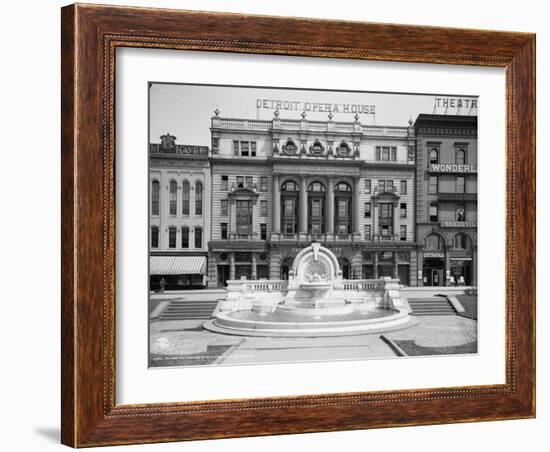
[
  {"left": 450, "top": 233, "right": 473, "bottom": 286},
  {"left": 423, "top": 233, "right": 445, "bottom": 286},
  {"left": 338, "top": 257, "right": 351, "bottom": 279},
  {"left": 280, "top": 257, "right": 293, "bottom": 280}
]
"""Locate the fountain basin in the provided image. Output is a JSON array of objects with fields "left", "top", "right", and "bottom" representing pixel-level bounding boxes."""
[{"left": 203, "top": 308, "right": 414, "bottom": 337}]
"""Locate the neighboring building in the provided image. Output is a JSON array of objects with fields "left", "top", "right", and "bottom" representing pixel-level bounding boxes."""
[
  {"left": 414, "top": 114, "right": 478, "bottom": 287},
  {"left": 207, "top": 109, "right": 417, "bottom": 288},
  {"left": 149, "top": 134, "right": 211, "bottom": 290}
]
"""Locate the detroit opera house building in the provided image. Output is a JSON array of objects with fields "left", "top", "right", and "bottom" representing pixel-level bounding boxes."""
[{"left": 149, "top": 108, "right": 477, "bottom": 290}]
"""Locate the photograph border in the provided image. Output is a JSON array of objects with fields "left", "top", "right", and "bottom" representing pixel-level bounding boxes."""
[{"left": 61, "top": 4, "right": 535, "bottom": 447}]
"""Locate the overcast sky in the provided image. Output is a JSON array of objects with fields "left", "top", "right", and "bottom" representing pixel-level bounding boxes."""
[{"left": 149, "top": 83, "right": 477, "bottom": 146}]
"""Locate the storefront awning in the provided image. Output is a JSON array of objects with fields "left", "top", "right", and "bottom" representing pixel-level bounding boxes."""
[{"left": 150, "top": 256, "right": 206, "bottom": 275}]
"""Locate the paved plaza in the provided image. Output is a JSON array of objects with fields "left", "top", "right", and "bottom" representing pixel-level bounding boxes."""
[{"left": 149, "top": 288, "right": 478, "bottom": 367}]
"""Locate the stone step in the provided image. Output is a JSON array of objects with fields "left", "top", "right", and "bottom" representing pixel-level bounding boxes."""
[
  {"left": 408, "top": 297, "right": 457, "bottom": 316},
  {"left": 159, "top": 300, "right": 219, "bottom": 320}
]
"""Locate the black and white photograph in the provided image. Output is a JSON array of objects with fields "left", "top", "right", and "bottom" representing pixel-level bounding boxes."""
[{"left": 148, "top": 83, "right": 479, "bottom": 368}]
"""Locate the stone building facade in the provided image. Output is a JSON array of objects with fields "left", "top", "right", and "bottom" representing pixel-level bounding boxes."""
[
  {"left": 149, "top": 134, "right": 211, "bottom": 290},
  {"left": 207, "top": 110, "right": 418, "bottom": 288},
  {"left": 414, "top": 114, "right": 478, "bottom": 287}
]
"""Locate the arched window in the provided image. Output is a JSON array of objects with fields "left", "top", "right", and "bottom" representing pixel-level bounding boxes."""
[
  {"left": 181, "top": 180, "right": 190, "bottom": 216},
  {"left": 169, "top": 180, "right": 177, "bottom": 216},
  {"left": 456, "top": 148, "right": 467, "bottom": 165},
  {"left": 281, "top": 180, "right": 299, "bottom": 191},
  {"left": 429, "top": 148, "right": 439, "bottom": 164},
  {"left": 151, "top": 180, "right": 160, "bottom": 216},
  {"left": 424, "top": 233, "right": 442, "bottom": 250},
  {"left": 335, "top": 182, "right": 352, "bottom": 192},
  {"left": 308, "top": 181, "right": 326, "bottom": 192},
  {"left": 195, "top": 181, "right": 203, "bottom": 216},
  {"left": 452, "top": 233, "right": 472, "bottom": 250}
]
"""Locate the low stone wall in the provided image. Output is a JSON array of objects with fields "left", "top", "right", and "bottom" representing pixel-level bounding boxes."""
[{"left": 216, "top": 277, "right": 402, "bottom": 313}]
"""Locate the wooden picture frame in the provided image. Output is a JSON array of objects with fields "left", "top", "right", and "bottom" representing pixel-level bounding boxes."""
[{"left": 61, "top": 3, "right": 535, "bottom": 447}]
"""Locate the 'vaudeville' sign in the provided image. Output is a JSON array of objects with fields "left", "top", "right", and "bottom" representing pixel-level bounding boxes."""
[{"left": 256, "top": 98, "right": 375, "bottom": 114}]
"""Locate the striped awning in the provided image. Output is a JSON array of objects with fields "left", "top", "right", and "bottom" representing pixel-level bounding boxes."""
[{"left": 150, "top": 256, "right": 206, "bottom": 275}]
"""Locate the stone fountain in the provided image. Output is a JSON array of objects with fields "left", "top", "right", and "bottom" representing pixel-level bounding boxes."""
[{"left": 203, "top": 243, "right": 414, "bottom": 337}]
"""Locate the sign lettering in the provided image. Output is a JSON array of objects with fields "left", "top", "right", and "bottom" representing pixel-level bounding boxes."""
[
  {"left": 430, "top": 163, "right": 477, "bottom": 173},
  {"left": 256, "top": 99, "right": 376, "bottom": 115}
]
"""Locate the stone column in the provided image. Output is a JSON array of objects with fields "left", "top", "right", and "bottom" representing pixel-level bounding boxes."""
[
  {"left": 373, "top": 252, "right": 379, "bottom": 278},
  {"left": 251, "top": 253, "right": 257, "bottom": 280},
  {"left": 327, "top": 177, "right": 334, "bottom": 234},
  {"left": 445, "top": 246, "right": 451, "bottom": 286},
  {"left": 269, "top": 253, "right": 281, "bottom": 280},
  {"left": 272, "top": 174, "right": 280, "bottom": 233},
  {"left": 353, "top": 176, "right": 361, "bottom": 234},
  {"left": 229, "top": 252, "right": 235, "bottom": 280},
  {"left": 393, "top": 252, "right": 399, "bottom": 279},
  {"left": 472, "top": 246, "right": 478, "bottom": 286},
  {"left": 299, "top": 175, "right": 308, "bottom": 234},
  {"left": 373, "top": 202, "right": 379, "bottom": 240},
  {"left": 230, "top": 199, "right": 236, "bottom": 235}
]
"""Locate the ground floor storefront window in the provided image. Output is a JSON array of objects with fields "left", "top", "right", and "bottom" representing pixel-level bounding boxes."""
[{"left": 150, "top": 274, "right": 205, "bottom": 291}]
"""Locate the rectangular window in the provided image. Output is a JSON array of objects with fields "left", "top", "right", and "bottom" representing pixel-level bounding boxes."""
[
  {"left": 241, "top": 141, "right": 250, "bottom": 156},
  {"left": 221, "top": 175, "right": 228, "bottom": 191},
  {"left": 400, "top": 180, "right": 407, "bottom": 195},
  {"left": 181, "top": 227, "right": 189, "bottom": 248},
  {"left": 387, "top": 180, "right": 394, "bottom": 191},
  {"left": 260, "top": 176, "right": 268, "bottom": 192},
  {"left": 364, "top": 203, "right": 371, "bottom": 218},
  {"left": 380, "top": 225, "right": 393, "bottom": 237},
  {"left": 236, "top": 176, "right": 244, "bottom": 187},
  {"left": 375, "top": 146, "right": 381, "bottom": 161},
  {"left": 285, "top": 223, "right": 295, "bottom": 234},
  {"left": 379, "top": 203, "right": 393, "bottom": 219},
  {"left": 378, "top": 180, "right": 386, "bottom": 192},
  {"left": 391, "top": 146, "right": 397, "bottom": 161},
  {"left": 194, "top": 227, "right": 202, "bottom": 248},
  {"left": 429, "top": 175, "right": 438, "bottom": 194},
  {"left": 382, "top": 146, "right": 390, "bottom": 161},
  {"left": 364, "top": 179, "right": 371, "bottom": 193},
  {"left": 364, "top": 224, "right": 371, "bottom": 240},
  {"left": 168, "top": 227, "right": 176, "bottom": 248},
  {"left": 221, "top": 223, "right": 227, "bottom": 240},
  {"left": 400, "top": 225, "right": 407, "bottom": 241},
  {"left": 251, "top": 142, "right": 257, "bottom": 157},
  {"left": 284, "top": 199, "right": 295, "bottom": 216},
  {"left": 233, "top": 140, "right": 239, "bottom": 156},
  {"left": 221, "top": 199, "right": 228, "bottom": 216},
  {"left": 337, "top": 199, "right": 348, "bottom": 217},
  {"left": 236, "top": 200, "right": 252, "bottom": 235},
  {"left": 151, "top": 227, "right": 159, "bottom": 248},
  {"left": 456, "top": 176, "right": 466, "bottom": 193},
  {"left": 312, "top": 199, "right": 321, "bottom": 217},
  {"left": 429, "top": 203, "right": 438, "bottom": 222},
  {"left": 400, "top": 203, "right": 407, "bottom": 218},
  {"left": 260, "top": 223, "right": 267, "bottom": 240},
  {"left": 245, "top": 176, "right": 253, "bottom": 188},
  {"left": 260, "top": 200, "right": 267, "bottom": 216}
]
